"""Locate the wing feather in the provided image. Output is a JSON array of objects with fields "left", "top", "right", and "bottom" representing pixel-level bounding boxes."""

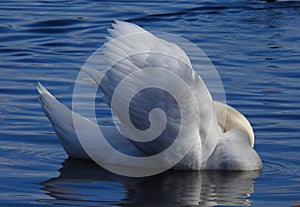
[{"left": 84, "top": 20, "right": 221, "bottom": 168}]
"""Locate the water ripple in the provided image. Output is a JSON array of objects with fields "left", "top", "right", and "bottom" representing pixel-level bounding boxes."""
[{"left": 0, "top": 0, "right": 300, "bottom": 206}]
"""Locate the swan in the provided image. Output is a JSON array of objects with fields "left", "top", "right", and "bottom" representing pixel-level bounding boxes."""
[{"left": 37, "top": 20, "right": 262, "bottom": 172}]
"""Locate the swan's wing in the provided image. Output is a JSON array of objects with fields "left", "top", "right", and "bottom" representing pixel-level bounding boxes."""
[
  {"left": 85, "top": 21, "right": 221, "bottom": 168},
  {"left": 37, "top": 83, "right": 144, "bottom": 161},
  {"left": 100, "top": 20, "right": 193, "bottom": 104}
]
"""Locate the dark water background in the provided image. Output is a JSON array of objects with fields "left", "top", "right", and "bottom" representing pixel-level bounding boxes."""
[{"left": 1, "top": 0, "right": 300, "bottom": 206}]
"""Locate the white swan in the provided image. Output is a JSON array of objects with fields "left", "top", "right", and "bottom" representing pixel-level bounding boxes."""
[{"left": 38, "top": 20, "right": 262, "bottom": 171}]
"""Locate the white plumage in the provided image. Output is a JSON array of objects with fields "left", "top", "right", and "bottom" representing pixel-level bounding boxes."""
[{"left": 38, "top": 20, "right": 262, "bottom": 171}]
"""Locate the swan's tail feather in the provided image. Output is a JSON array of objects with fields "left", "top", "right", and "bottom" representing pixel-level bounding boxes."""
[
  {"left": 37, "top": 82, "right": 55, "bottom": 98},
  {"left": 37, "top": 83, "right": 90, "bottom": 159},
  {"left": 37, "top": 83, "right": 144, "bottom": 163}
]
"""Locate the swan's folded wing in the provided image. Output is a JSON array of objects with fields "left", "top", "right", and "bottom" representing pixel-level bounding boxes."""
[
  {"left": 84, "top": 21, "right": 221, "bottom": 168},
  {"left": 100, "top": 20, "right": 196, "bottom": 105}
]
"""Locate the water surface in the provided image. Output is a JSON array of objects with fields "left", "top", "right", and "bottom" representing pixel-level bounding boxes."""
[{"left": 1, "top": 0, "right": 300, "bottom": 206}]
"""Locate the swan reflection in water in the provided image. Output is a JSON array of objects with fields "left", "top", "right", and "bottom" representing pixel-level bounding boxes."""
[{"left": 40, "top": 159, "right": 261, "bottom": 206}]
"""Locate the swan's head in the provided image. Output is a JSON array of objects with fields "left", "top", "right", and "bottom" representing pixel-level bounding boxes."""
[{"left": 213, "top": 101, "right": 255, "bottom": 147}]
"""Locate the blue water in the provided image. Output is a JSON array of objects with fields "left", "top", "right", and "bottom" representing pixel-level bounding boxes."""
[{"left": 1, "top": 0, "right": 300, "bottom": 206}]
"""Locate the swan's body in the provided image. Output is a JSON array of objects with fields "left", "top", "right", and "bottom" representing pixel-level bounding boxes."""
[{"left": 38, "top": 20, "right": 262, "bottom": 171}]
